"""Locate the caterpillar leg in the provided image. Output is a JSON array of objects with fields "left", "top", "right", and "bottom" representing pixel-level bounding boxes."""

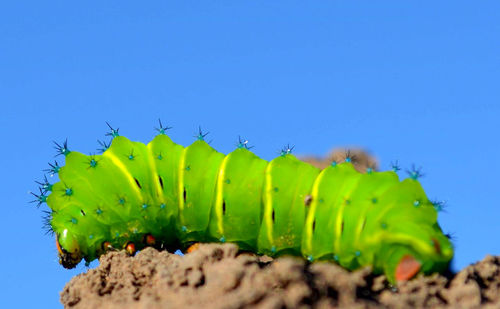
[
  {"left": 143, "top": 234, "right": 156, "bottom": 247},
  {"left": 101, "top": 241, "right": 118, "bottom": 252},
  {"left": 56, "top": 232, "right": 82, "bottom": 269},
  {"left": 125, "top": 242, "right": 136, "bottom": 255},
  {"left": 379, "top": 245, "right": 422, "bottom": 283},
  {"left": 395, "top": 255, "right": 421, "bottom": 281},
  {"left": 186, "top": 242, "right": 200, "bottom": 253}
]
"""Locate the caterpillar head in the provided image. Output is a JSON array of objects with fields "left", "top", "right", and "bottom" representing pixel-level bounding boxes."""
[
  {"left": 56, "top": 229, "right": 82, "bottom": 269},
  {"left": 379, "top": 226, "right": 454, "bottom": 283}
]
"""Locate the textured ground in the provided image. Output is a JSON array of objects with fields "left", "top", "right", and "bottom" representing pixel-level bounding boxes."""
[{"left": 61, "top": 243, "right": 500, "bottom": 309}]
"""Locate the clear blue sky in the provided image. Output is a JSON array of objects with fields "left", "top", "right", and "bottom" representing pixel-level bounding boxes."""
[{"left": 2, "top": 1, "right": 499, "bottom": 307}]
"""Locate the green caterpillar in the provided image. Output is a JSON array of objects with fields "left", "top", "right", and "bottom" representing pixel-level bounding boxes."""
[{"left": 34, "top": 123, "right": 453, "bottom": 283}]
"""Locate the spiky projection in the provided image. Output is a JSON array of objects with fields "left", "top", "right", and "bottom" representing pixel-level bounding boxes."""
[{"left": 35, "top": 122, "right": 453, "bottom": 283}]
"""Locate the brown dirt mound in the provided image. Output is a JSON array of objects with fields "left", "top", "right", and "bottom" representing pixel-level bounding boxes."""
[
  {"left": 300, "top": 148, "right": 378, "bottom": 172},
  {"left": 61, "top": 244, "right": 500, "bottom": 309}
]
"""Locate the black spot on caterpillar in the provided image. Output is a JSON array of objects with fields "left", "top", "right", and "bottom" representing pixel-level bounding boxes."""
[{"left": 35, "top": 122, "right": 453, "bottom": 283}]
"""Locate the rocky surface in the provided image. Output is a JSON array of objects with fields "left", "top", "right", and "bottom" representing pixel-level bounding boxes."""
[{"left": 61, "top": 244, "right": 500, "bottom": 309}]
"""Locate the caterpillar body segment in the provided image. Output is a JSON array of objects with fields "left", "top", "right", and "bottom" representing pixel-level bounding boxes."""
[
  {"left": 178, "top": 140, "right": 225, "bottom": 243},
  {"left": 208, "top": 148, "right": 268, "bottom": 250},
  {"left": 147, "top": 134, "right": 183, "bottom": 239},
  {"left": 258, "top": 155, "right": 320, "bottom": 256},
  {"left": 43, "top": 132, "right": 453, "bottom": 283}
]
